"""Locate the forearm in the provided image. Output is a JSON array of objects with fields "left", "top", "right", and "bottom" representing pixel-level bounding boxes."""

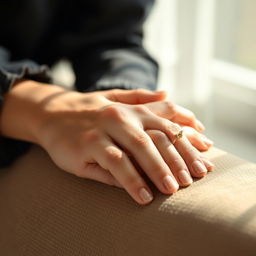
[{"left": 0, "top": 80, "right": 66, "bottom": 144}]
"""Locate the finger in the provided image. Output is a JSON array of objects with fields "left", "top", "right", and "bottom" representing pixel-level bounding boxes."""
[
  {"left": 144, "top": 101, "right": 176, "bottom": 119},
  {"left": 200, "top": 134, "right": 214, "bottom": 147},
  {"left": 174, "top": 136, "right": 211, "bottom": 178},
  {"left": 143, "top": 110, "right": 214, "bottom": 176},
  {"left": 183, "top": 126, "right": 213, "bottom": 151},
  {"left": 105, "top": 89, "right": 167, "bottom": 104},
  {"left": 107, "top": 122, "right": 179, "bottom": 195},
  {"left": 94, "top": 137, "right": 154, "bottom": 205},
  {"left": 172, "top": 106, "right": 205, "bottom": 132},
  {"left": 201, "top": 157, "right": 214, "bottom": 171},
  {"left": 78, "top": 162, "right": 123, "bottom": 188},
  {"left": 146, "top": 130, "right": 193, "bottom": 187},
  {"left": 145, "top": 102, "right": 204, "bottom": 132},
  {"left": 187, "top": 146, "right": 215, "bottom": 172},
  {"left": 143, "top": 114, "right": 183, "bottom": 144}
]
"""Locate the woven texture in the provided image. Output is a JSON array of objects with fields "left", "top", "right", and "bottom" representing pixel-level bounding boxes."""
[{"left": 0, "top": 145, "right": 256, "bottom": 255}]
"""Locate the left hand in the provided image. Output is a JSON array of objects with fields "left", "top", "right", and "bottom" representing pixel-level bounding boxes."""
[
  {"left": 106, "top": 89, "right": 213, "bottom": 152},
  {"left": 104, "top": 89, "right": 214, "bottom": 190}
]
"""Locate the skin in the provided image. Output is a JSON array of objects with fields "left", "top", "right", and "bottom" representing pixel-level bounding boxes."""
[{"left": 0, "top": 80, "right": 214, "bottom": 205}]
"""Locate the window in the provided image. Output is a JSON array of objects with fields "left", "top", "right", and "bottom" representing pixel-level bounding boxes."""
[
  {"left": 144, "top": 0, "right": 256, "bottom": 161},
  {"left": 215, "top": 0, "right": 256, "bottom": 71}
]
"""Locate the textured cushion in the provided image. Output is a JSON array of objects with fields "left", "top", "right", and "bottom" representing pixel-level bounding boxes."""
[{"left": 0, "top": 145, "right": 256, "bottom": 255}]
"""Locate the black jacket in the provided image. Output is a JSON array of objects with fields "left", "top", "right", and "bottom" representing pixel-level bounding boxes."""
[{"left": 0, "top": 0, "right": 158, "bottom": 167}]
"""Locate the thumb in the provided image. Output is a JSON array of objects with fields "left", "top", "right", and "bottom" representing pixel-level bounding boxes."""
[{"left": 106, "top": 89, "right": 167, "bottom": 104}]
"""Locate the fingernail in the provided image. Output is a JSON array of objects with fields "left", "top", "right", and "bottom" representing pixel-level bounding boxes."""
[
  {"left": 196, "top": 120, "right": 205, "bottom": 132},
  {"left": 178, "top": 170, "right": 193, "bottom": 185},
  {"left": 139, "top": 187, "right": 153, "bottom": 203},
  {"left": 202, "top": 158, "right": 214, "bottom": 171},
  {"left": 192, "top": 160, "right": 208, "bottom": 175},
  {"left": 163, "top": 175, "right": 179, "bottom": 193},
  {"left": 202, "top": 137, "right": 214, "bottom": 146}
]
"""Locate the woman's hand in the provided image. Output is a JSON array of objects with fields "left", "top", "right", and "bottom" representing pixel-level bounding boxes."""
[
  {"left": 36, "top": 88, "right": 214, "bottom": 205},
  {"left": 142, "top": 101, "right": 214, "bottom": 151},
  {"left": 95, "top": 89, "right": 214, "bottom": 152},
  {"left": 0, "top": 81, "right": 214, "bottom": 205}
]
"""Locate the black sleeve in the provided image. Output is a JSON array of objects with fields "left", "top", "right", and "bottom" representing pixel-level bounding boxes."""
[
  {"left": 0, "top": 46, "right": 51, "bottom": 168},
  {"left": 66, "top": 0, "right": 158, "bottom": 92}
]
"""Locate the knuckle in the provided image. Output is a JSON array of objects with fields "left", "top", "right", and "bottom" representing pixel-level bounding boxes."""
[
  {"left": 104, "top": 146, "right": 123, "bottom": 164},
  {"left": 164, "top": 101, "right": 175, "bottom": 111},
  {"left": 130, "top": 133, "right": 148, "bottom": 147},
  {"left": 85, "top": 129, "right": 102, "bottom": 143},
  {"left": 134, "top": 104, "right": 149, "bottom": 114},
  {"left": 184, "top": 146, "right": 198, "bottom": 158},
  {"left": 147, "top": 130, "right": 167, "bottom": 143},
  {"left": 173, "top": 122, "right": 181, "bottom": 129},
  {"left": 110, "top": 89, "right": 122, "bottom": 99},
  {"left": 164, "top": 120, "right": 181, "bottom": 134},
  {"left": 101, "top": 105, "right": 125, "bottom": 123},
  {"left": 172, "top": 157, "right": 184, "bottom": 166}
]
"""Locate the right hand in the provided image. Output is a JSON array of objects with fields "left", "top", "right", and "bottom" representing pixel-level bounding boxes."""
[
  {"left": 0, "top": 81, "right": 213, "bottom": 205},
  {"left": 37, "top": 88, "right": 213, "bottom": 205}
]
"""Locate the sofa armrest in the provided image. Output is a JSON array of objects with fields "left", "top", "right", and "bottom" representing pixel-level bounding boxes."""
[{"left": 0, "top": 145, "right": 256, "bottom": 255}]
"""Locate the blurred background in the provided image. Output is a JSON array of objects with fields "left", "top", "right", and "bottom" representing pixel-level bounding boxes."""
[
  {"left": 144, "top": 0, "right": 256, "bottom": 162},
  {"left": 52, "top": 0, "right": 256, "bottom": 162}
]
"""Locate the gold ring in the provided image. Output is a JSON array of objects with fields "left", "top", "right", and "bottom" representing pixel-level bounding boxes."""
[{"left": 173, "top": 129, "right": 183, "bottom": 143}]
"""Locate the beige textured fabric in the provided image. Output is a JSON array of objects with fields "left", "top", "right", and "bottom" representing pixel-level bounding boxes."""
[{"left": 0, "top": 145, "right": 256, "bottom": 256}]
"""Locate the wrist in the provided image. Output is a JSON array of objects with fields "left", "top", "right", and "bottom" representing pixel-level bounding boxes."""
[{"left": 0, "top": 80, "right": 66, "bottom": 145}]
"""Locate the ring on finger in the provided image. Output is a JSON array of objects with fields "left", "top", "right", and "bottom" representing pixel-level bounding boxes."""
[{"left": 173, "top": 129, "right": 183, "bottom": 144}]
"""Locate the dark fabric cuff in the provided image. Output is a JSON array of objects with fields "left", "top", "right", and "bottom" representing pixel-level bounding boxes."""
[{"left": 0, "top": 61, "right": 51, "bottom": 107}]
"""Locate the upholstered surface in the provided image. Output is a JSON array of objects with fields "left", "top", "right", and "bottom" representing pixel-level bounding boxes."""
[{"left": 0, "top": 145, "right": 256, "bottom": 255}]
